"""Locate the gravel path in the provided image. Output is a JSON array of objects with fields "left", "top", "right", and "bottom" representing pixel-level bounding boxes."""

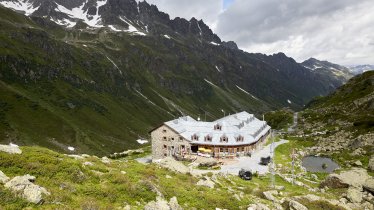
[{"left": 218, "top": 139, "right": 289, "bottom": 175}]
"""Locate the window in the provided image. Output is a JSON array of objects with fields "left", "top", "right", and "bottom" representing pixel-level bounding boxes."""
[
  {"left": 171, "top": 137, "right": 175, "bottom": 141},
  {"left": 191, "top": 134, "right": 199, "bottom": 141},
  {"left": 179, "top": 137, "right": 184, "bottom": 141},
  {"left": 163, "top": 145, "right": 167, "bottom": 149},
  {"left": 162, "top": 129, "right": 167, "bottom": 133},
  {"left": 204, "top": 135, "right": 212, "bottom": 142},
  {"left": 214, "top": 124, "right": 222, "bottom": 131},
  {"left": 163, "top": 136, "right": 167, "bottom": 141},
  {"left": 220, "top": 135, "right": 228, "bottom": 143},
  {"left": 236, "top": 135, "right": 244, "bottom": 142}
]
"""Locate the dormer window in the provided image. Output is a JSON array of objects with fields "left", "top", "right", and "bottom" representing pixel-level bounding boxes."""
[
  {"left": 236, "top": 135, "right": 244, "bottom": 142},
  {"left": 220, "top": 135, "right": 228, "bottom": 143},
  {"left": 191, "top": 134, "right": 199, "bottom": 141},
  {"left": 214, "top": 124, "right": 222, "bottom": 131},
  {"left": 204, "top": 135, "right": 212, "bottom": 142}
]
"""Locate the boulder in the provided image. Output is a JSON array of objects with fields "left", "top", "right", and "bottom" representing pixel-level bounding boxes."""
[
  {"left": 144, "top": 197, "right": 170, "bottom": 210},
  {"left": 4, "top": 174, "right": 50, "bottom": 204},
  {"left": 320, "top": 168, "right": 369, "bottom": 188},
  {"left": 288, "top": 200, "right": 308, "bottom": 210},
  {"left": 368, "top": 156, "right": 374, "bottom": 171},
  {"left": 101, "top": 157, "right": 111, "bottom": 164},
  {"left": 144, "top": 196, "right": 183, "bottom": 210},
  {"left": 353, "top": 160, "right": 363, "bottom": 167},
  {"left": 196, "top": 177, "right": 215, "bottom": 188},
  {"left": 363, "top": 178, "right": 374, "bottom": 194},
  {"left": 0, "top": 144, "right": 22, "bottom": 154},
  {"left": 0, "top": 170, "right": 9, "bottom": 184},
  {"left": 83, "top": 161, "right": 93, "bottom": 166},
  {"left": 247, "top": 203, "right": 270, "bottom": 210},
  {"left": 169, "top": 196, "right": 183, "bottom": 210},
  {"left": 263, "top": 190, "right": 278, "bottom": 202},
  {"left": 346, "top": 187, "right": 363, "bottom": 203}
]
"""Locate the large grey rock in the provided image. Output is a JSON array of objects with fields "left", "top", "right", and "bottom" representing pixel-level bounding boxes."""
[
  {"left": 363, "top": 178, "right": 374, "bottom": 194},
  {"left": 144, "top": 196, "right": 183, "bottom": 210},
  {"left": 288, "top": 200, "right": 308, "bottom": 210},
  {"left": 0, "top": 170, "right": 9, "bottom": 184},
  {"left": 169, "top": 197, "right": 183, "bottom": 210},
  {"left": 263, "top": 190, "right": 278, "bottom": 202},
  {"left": 247, "top": 203, "right": 270, "bottom": 210},
  {"left": 368, "top": 156, "right": 374, "bottom": 171},
  {"left": 4, "top": 174, "right": 50, "bottom": 204},
  {"left": 144, "top": 197, "right": 170, "bottom": 210},
  {"left": 0, "top": 144, "right": 22, "bottom": 154},
  {"left": 196, "top": 177, "right": 215, "bottom": 188},
  {"left": 347, "top": 187, "right": 363, "bottom": 203},
  {"left": 320, "top": 168, "right": 370, "bottom": 188}
]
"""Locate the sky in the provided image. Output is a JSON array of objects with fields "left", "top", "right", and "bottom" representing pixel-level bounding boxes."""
[{"left": 142, "top": 0, "right": 374, "bottom": 65}]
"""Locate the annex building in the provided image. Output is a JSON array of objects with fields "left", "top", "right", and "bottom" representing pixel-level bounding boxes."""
[{"left": 151, "top": 111, "right": 271, "bottom": 160}]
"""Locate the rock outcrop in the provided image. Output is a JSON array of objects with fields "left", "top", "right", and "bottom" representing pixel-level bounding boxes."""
[
  {"left": 320, "top": 168, "right": 370, "bottom": 188},
  {"left": 0, "top": 144, "right": 22, "bottom": 154},
  {"left": 368, "top": 156, "right": 374, "bottom": 171},
  {"left": 4, "top": 174, "right": 50, "bottom": 204},
  {"left": 363, "top": 178, "right": 374, "bottom": 194},
  {"left": 0, "top": 170, "right": 9, "bottom": 183},
  {"left": 144, "top": 196, "right": 183, "bottom": 210},
  {"left": 196, "top": 177, "right": 215, "bottom": 189},
  {"left": 347, "top": 187, "right": 363, "bottom": 203},
  {"left": 288, "top": 200, "right": 308, "bottom": 210},
  {"left": 247, "top": 203, "right": 270, "bottom": 210}
]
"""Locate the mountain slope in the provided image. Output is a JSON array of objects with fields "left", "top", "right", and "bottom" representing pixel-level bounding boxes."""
[
  {"left": 0, "top": 2, "right": 347, "bottom": 155},
  {"left": 299, "top": 71, "right": 374, "bottom": 157},
  {"left": 348, "top": 64, "right": 374, "bottom": 75},
  {"left": 302, "top": 57, "right": 353, "bottom": 89}
]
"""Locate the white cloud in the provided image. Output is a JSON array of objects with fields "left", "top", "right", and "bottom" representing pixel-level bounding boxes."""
[
  {"left": 142, "top": 0, "right": 374, "bottom": 65},
  {"left": 141, "top": 0, "right": 223, "bottom": 30}
]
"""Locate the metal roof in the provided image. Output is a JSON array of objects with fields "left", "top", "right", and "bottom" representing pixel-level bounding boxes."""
[{"left": 164, "top": 111, "right": 271, "bottom": 146}]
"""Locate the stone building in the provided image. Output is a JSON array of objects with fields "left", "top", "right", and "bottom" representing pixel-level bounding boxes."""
[{"left": 150, "top": 111, "right": 271, "bottom": 160}]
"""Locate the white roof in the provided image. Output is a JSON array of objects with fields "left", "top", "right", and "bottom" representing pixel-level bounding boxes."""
[{"left": 164, "top": 111, "right": 271, "bottom": 146}]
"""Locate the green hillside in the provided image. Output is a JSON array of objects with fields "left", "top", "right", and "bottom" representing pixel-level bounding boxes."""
[
  {"left": 303, "top": 70, "right": 374, "bottom": 134},
  {"left": 0, "top": 6, "right": 345, "bottom": 155}
]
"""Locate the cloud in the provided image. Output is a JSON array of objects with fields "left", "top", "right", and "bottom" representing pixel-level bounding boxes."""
[
  {"left": 140, "top": 0, "right": 223, "bottom": 29},
  {"left": 142, "top": 0, "right": 374, "bottom": 65}
]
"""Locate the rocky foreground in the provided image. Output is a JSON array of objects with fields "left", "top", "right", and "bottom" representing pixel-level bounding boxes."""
[{"left": 0, "top": 142, "right": 373, "bottom": 210}]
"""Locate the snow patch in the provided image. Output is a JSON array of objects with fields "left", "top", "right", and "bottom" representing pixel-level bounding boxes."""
[
  {"left": 204, "top": 79, "right": 219, "bottom": 88},
  {"left": 210, "top": 42, "right": 220, "bottom": 46},
  {"left": 119, "top": 16, "right": 146, "bottom": 36},
  {"left": 54, "top": 0, "right": 107, "bottom": 28},
  {"left": 215, "top": 66, "right": 221, "bottom": 72},
  {"left": 108, "top": 25, "right": 122, "bottom": 32},
  {"left": 236, "top": 85, "right": 260, "bottom": 101},
  {"left": 0, "top": 0, "right": 40, "bottom": 16},
  {"left": 135, "top": 90, "right": 156, "bottom": 106},
  {"left": 163, "top": 34, "right": 171, "bottom": 39},
  {"left": 287, "top": 100, "right": 292, "bottom": 104},
  {"left": 136, "top": 139, "right": 148, "bottom": 144},
  {"left": 68, "top": 146, "right": 75, "bottom": 151}
]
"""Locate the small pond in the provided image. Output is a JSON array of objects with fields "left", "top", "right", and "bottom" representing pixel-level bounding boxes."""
[{"left": 302, "top": 156, "right": 339, "bottom": 173}]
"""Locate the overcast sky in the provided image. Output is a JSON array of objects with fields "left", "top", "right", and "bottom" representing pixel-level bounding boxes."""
[{"left": 143, "top": 0, "right": 374, "bottom": 65}]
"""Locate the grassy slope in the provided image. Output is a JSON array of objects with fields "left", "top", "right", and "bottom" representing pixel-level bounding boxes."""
[
  {"left": 303, "top": 70, "right": 374, "bottom": 134},
  {"left": 0, "top": 145, "right": 342, "bottom": 210}
]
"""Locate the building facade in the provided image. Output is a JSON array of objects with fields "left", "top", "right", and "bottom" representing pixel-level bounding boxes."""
[{"left": 151, "top": 112, "right": 271, "bottom": 160}]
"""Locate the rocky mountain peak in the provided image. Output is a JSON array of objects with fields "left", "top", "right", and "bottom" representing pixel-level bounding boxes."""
[{"left": 0, "top": 0, "right": 222, "bottom": 43}]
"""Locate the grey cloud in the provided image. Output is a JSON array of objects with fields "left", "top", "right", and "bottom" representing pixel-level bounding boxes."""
[{"left": 139, "top": 0, "right": 374, "bottom": 65}]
